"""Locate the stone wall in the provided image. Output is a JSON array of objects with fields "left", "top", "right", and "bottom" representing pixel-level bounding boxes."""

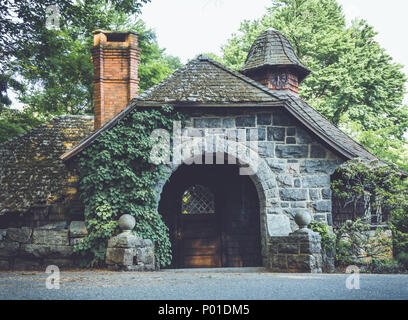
[
  {"left": 183, "top": 107, "right": 344, "bottom": 231},
  {"left": 0, "top": 221, "right": 87, "bottom": 270}
]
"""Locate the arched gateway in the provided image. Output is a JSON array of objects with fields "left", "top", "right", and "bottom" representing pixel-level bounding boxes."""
[{"left": 156, "top": 148, "right": 278, "bottom": 268}]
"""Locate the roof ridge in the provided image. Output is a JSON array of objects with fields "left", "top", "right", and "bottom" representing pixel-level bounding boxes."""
[{"left": 276, "top": 31, "right": 295, "bottom": 66}]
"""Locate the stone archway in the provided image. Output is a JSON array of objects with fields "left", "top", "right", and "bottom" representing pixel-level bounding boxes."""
[{"left": 153, "top": 138, "right": 292, "bottom": 268}]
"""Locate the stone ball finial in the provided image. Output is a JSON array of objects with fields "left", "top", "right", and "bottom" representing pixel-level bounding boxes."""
[
  {"left": 294, "top": 211, "right": 312, "bottom": 229},
  {"left": 118, "top": 214, "right": 136, "bottom": 232}
]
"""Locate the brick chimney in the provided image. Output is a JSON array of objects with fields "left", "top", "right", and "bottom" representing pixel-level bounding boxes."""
[{"left": 91, "top": 30, "right": 141, "bottom": 130}]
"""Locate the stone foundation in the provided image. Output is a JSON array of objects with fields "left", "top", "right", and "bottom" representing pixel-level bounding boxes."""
[{"left": 0, "top": 221, "right": 87, "bottom": 270}]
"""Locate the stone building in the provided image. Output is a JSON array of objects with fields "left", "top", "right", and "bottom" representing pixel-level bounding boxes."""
[{"left": 0, "top": 29, "right": 379, "bottom": 271}]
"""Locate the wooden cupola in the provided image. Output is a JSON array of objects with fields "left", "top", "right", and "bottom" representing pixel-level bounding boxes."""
[{"left": 240, "top": 28, "right": 310, "bottom": 93}]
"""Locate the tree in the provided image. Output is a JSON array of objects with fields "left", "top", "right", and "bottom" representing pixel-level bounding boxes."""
[
  {"left": 218, "top": 0, "right": 408, "bottom": 169},
  {"left": 0, "top": 0, "right": 182, "bottom": 142}
]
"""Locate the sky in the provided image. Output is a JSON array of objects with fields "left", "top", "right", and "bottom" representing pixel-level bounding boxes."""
[{"left": 139, "top": 0, "right": 408, "bottom": 103}]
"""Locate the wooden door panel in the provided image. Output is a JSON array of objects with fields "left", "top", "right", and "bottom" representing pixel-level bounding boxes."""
[
  {"left": 184, "top": 255, "right": 222, "bottom": 268},
  {"left": 183, "top": 238, "right": 220, "bottom": 249}
]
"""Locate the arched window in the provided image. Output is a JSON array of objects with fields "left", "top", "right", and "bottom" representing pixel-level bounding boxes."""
[{"left": 181, "top": 185, "right": 215, "bottom": 215}]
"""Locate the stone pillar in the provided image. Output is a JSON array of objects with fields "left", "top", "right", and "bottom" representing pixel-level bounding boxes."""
[
  {"left": 268, "top": 211, "right": 322, "bottom": 273},
  {"left": 105, "top": 214, "right": 155, "bottom": 271}
]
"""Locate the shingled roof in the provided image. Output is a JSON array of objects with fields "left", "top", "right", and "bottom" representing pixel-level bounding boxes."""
[
  {"left": 136, "top": 54, "right": 280, "bottom": 104},
  {"left": 0, "top": 115, "right": 94, "bottom": 215},
  {"left": 240, "top": 28, "right": 311, "bottom": 82},
  {"left": 61, "top": 55, "right": 379, "bottom": 162}
]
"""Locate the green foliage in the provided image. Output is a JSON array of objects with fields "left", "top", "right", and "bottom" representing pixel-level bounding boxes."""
[
  {"left": 331, "top": 159, "right": 405, "bottom": 222},
  {"left": 310, "top": 220, "right": 335, "bottom": 253},
  {"left": 0, "top": 1, "right": 181, "bottom": 142},
  {"left": 389, "top": 190, "right": 408, "bottom": 259},
  {"left": 332, "top": 159, "right": 408, "bottom": 269},
  {"left": 74, "top": 105, "right": 184, "bottom": 267},
  {"left": 363, "top": 258, "right": 402, "bottom": 274},
  {"left": 217, "top": 0, "right": 408, "bottom": 170},
  {"left": 334, "top": 219, "right": 392, "bottom": 266},
  {"left": 0, "top": 108, "right": 45, "bottom": 143}
]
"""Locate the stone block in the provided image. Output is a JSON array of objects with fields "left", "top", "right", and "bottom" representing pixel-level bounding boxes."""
[
  {"left": 270, "top": 254, "right": 287, "bottom": 270},
  {"left": 287, "top": 127, "right": 296, "bottom": 136},
  {"left": 257, "top": 113, "right": 271, "bottom": 125},
  {"left": 266, "top": 159, "right": 286, "bottom": 173},
  {"left": 296, "top": 127, "right": 314, "bottom": 144},
  {"left": 136, "top": 247, "right": 155, "bottom": 265},
  {"left": 258, "top": 142, "right": 275, "bottom": 158},
  {"left": 194, "top": 118, "right": 221, "bottom": 128},
  {"left": 267, "top": 127, "right": 285, "bottom": 141},
  {"left": 279, "top": 189, "right": 307, "bottom": 201},
  {"left": 300, "top": 241, "right": 321, "bottom": 254},
  {"left": 106, "top": 247, "right": 135, "bottom": 266},
  {"left": 310, "top": 145, "right": 326, "bottom": 158},
  {"left": 267, "top": 214, "right": 292, "bottom": 236},
  {"left": 236, "top": 116, "right": 256, "bottom": 127},
  {"left": 300, "top": 160, "right": 342, "bottom": 174},
  {"left": 321, "top": 189, "right": 332, "bottom": 200},
  {"left": 275, "top": 145, "right": 308, "bottom": 158},
  {"left": 278, "top": 243, "right": 299, "bottom": 254},
  {"left": 222, "top": 118, "right": 235, "bottom": 128},
  {"left": 273, "top": 112, "right": 294, "bottom": 126},
  {"left": 69, "top": 221, "right": 88, "bottom": 238},
  {"left": 246, "top": 128, "right": 265, "bottom": 141},
  {"left": 301, "top": 175, "right": 330, "bottom": 188},
  {"left": 309, "top": 189, "right": 321, "bottom": 201},
  {"left": 287, "top": 254, "right": 312, "bottom": 272},
  {"left": 291, "top": 202, "right": 306, "bottom": 208},
  {"left": 22, "top": 244, "right": 72, "bottom": 258},
  {"left": 313, "top": 201, "right": 332, "bottom": 213},
  {"left": 294, "top": 179, "right": 301, "bottom": 188},
  {"left": 277, "top": 175, "right": 293, "bottom": 188},
  {"left": 33, "top": 229, "right": 69, "bottom": 246},
  {"left": 6, "top": 227, "right": 32, "bottom": 243},
  {"left": 286, "top": 162, "right": 300, "bottom": 174},
  {"left": 0, "top": 241, "right": 20, "bottom": 257},
  {"left": 108, "top": 233, "right": 144, "bottom": 248}
]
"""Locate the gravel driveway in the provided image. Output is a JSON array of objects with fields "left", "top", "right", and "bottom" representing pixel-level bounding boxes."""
[{"left": 1, "top": 267, "right": 407, "bottom": 300}]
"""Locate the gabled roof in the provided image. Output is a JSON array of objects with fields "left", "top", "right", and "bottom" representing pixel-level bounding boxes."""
[
  {"left": 136, "top": 54, "right": 280, "bottom": 103},
  {"left": 240, "top": 28, "right": 311, "bottom": 82},
  {"left": 61, "top": 55, "right": 377, "bottom": 162}
]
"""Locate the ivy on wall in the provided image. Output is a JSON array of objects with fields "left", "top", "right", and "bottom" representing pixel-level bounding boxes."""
[
  {"left": 331, "top": 159, "right": 408, "bottom": 263},
  {"left": 73, "top": 105, "right": 184, "bottom": 267}
]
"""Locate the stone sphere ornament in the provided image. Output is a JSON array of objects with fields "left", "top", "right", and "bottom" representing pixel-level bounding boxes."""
[
  {"left": 118, "top": 214, "right": 136, "bottom": 232},
  {"left": 294, "top": 211, "right": 312, "bottom": 229}
]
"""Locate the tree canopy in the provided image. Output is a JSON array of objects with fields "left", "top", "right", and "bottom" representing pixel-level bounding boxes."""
[
  {"left": 0, "top": 0, "right": 182, "bottom": 142},
  {"left": 218, "top": 0, "right": 408, "bottom": 170}
]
